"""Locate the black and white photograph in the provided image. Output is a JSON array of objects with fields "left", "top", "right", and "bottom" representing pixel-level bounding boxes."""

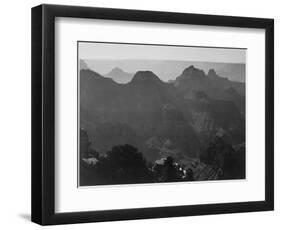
[
  {"left": 78, "top": 42, "right": 246, "bottom": 186},
  {"left": 30, "top": 3, "right": 274, "bottom": 225}
]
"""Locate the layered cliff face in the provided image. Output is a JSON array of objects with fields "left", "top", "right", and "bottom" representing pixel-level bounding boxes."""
[
  {"left": 174, "top": 67, "right": 245, "bottom": 147},
  {"left": 200, "top": 136, "right": 245, "bottom": 180},
  {"left": 80, "top": 66, "right": 245, "bottom": 163},
  {"left": 180, "top": 91, "right": 244, "bottom": 149}
]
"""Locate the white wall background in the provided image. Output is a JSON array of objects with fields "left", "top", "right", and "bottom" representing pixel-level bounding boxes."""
[{"left": 0, "top": 0, "right": 279, "bottom": 228}]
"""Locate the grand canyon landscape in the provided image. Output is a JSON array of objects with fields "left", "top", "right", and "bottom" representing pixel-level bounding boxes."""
[{"left": 79, "top": 44, "right": 246, "bottom": 186}]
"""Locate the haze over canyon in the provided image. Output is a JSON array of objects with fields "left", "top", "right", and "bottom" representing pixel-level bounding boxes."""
[{"left": 79, "top": 59, "right": 246, "bottom": 186}]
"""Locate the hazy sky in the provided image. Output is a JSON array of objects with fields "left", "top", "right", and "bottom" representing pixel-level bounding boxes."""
[
  {"left": 79, "top": 42, "right": 246, "bottom": 63},
  {"left": 78, "top": 42, "right": 246, "bottom": 82}
]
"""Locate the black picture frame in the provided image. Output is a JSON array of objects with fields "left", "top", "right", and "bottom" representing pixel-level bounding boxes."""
[{"left": 31, "top": 4, "right": 274, "bottom": 225}]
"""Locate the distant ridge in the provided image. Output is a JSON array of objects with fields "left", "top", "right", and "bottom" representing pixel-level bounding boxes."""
[
  {"left": 80, "top": 59, "right": 89, "bottom": 70},
  {"left": 174, "top": 65, "right": 245, "bottom": 112},
  {"left": 105, "top": 67, "right": 134, "bottom": 84},
  {"left": 84, "top": 59, "right": 246, "bottom": 83}
]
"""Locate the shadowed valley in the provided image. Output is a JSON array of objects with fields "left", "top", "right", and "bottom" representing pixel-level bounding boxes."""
[{"left": 79, "top": 62, "right": 246, "bottom": 186}]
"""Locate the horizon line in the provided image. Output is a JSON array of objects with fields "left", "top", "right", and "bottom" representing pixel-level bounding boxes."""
[{"left": 81, "top": 58, "right": 246, "bottom": 65}]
